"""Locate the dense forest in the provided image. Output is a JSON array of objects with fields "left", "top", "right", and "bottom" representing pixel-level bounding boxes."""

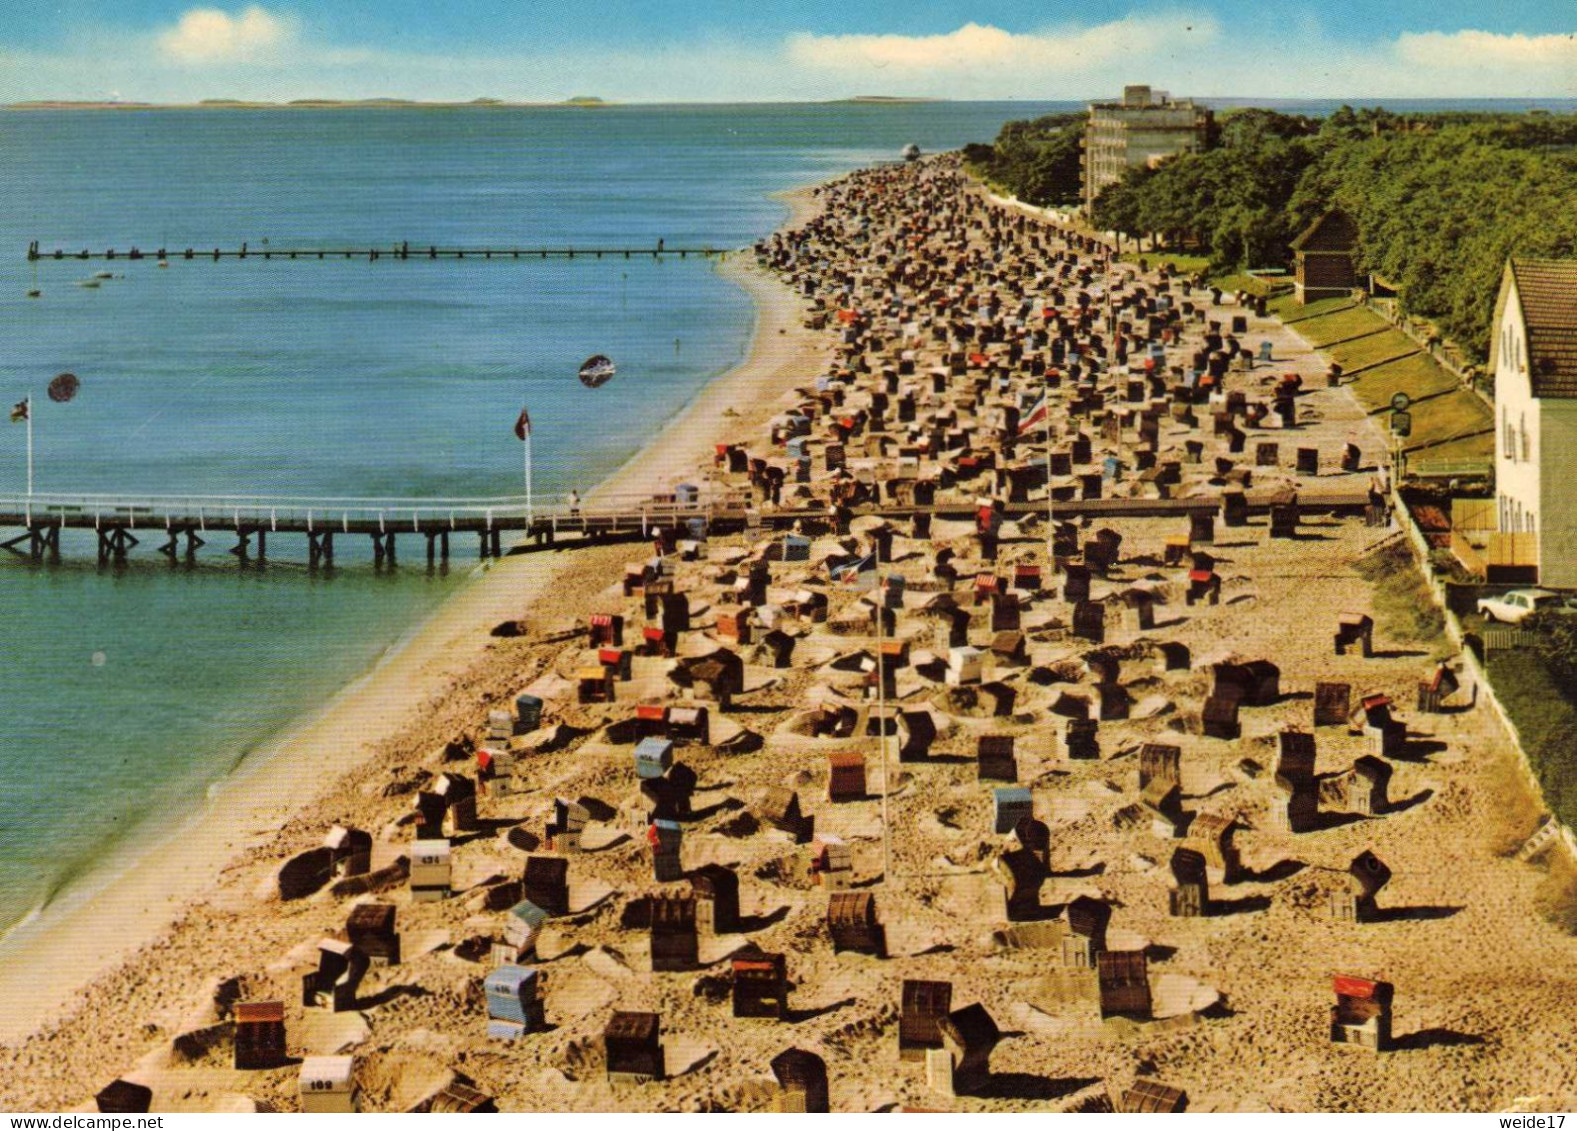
[
  {"left": 967, "top": 107, "right": 1577, "bottom": 359},
  {"left": 962, "top": 112, "right": 1085, "bottom": 210}
]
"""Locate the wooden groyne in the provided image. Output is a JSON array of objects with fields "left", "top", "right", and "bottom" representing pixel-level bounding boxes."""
[{"left": 26, "top": 240, "right": 729, "bottom": 263}]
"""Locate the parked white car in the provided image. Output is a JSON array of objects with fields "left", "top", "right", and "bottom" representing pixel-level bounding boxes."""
[{"left": 1475, "top": 589, "right": 1568, "bottom": 624}]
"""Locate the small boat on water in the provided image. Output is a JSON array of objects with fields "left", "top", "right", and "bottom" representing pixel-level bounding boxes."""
[
  {"left": 76, "top": 279, "right": 101, "bottom": 289},
  {"left": 93, "top": 271, "right": 113, "bottom": 280},
  {"left": 26, "top": 289, "right": 41, "bottom": 298},
  {"left": 578, "top": 354, "right": 617, "bottom": 388}
]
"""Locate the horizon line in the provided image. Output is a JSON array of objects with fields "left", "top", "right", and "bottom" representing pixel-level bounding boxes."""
[{"left": 5, "top": 94, "right": 1576, "bottom": 110}]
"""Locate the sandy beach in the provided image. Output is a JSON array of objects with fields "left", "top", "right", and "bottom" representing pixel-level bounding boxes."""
[{"left": 2, "top": 159, "right": 1573, "bottom": 1116}]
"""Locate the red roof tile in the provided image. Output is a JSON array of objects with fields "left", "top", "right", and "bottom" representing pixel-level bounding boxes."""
[{"left": 1511, "top": 259, "right": 1577, "bottom": 399}]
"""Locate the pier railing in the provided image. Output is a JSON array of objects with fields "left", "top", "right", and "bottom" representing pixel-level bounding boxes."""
[
  {"left": 26, "top": 241, "right": 732, "bottom": 263},
  {"left": 0, "top": 489, "right": 746, "bottom": 530}
]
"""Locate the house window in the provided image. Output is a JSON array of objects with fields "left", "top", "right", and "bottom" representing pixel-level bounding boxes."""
[{"left": 1521, "top": 413, "right": 1531, "bottom": 463}]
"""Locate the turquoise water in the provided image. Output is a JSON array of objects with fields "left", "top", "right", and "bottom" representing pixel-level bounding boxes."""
[{"left": 0, "top": 101, "right": 1078, "bottom": 933}]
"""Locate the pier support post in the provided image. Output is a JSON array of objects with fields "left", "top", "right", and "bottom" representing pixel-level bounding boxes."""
[
  {"left": 478, "top": 530, "right": 492, "bottom": 559},
  {"left": 4, "top": 524, "right": 58, "bottom": 562},
  {"left": 162, "top": 527, "right": 205, "bottom": 562},
  {"left": 424, "top": 531, "right": 449, "bottom": 569},
  {"left": 308, "top": 530, "right": 335, "bottom": 570},
  {"left": 230, "top": 529, "right": 252, "bottom": 563},
  {"left": 491, "top": 529, "right": 502, "bottom": 558},
  {"left": 98, "top": 527, "right": 136, "bottom": 565}
]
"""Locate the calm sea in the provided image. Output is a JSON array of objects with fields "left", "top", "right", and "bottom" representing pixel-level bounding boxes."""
[{"left": 0, "top": 101, "right": 1079, "bottom": 935}]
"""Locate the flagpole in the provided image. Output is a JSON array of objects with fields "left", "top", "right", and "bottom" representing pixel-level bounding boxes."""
[
  {"left": 524, "top": 429, "right": 533, "bottom": 526},
  {"left": 876, "top": 534, "right": 890, "bottom": 887},
  {"left": 26, "top": 395, "right": 33, "bottom": 498},
  {"left": 1044, "top": 388, "right": 1055, "bottom": 569}
]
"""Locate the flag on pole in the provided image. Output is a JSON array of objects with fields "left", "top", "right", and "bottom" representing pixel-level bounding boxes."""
[
  {"left": 9, "top": 398, "right": 27, "bottom": 424},
  {"left": 831, "top": 552, "right": 877, "bottom": 590},
  {"left": 1018, "top": 394, "right": 1048, "bottom": 436},
  {"left": 514, "top": 405, "right": 532, "bottom": 440}
]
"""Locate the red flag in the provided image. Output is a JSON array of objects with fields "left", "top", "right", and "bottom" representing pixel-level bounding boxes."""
[{"left": 514, "top": 405, "right": 531, "bottom": 440}]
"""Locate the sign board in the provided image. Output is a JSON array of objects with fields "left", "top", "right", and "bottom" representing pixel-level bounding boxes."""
[
  {"left": 1390, "top": 411, "right": 1412, "bottom": 437},
  {"left": 1390, "top": 392, "right": 1411, "bottom": 413}
]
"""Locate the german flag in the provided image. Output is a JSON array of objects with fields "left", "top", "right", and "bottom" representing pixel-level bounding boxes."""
[{"left": 9, "top": 398, "right": 27, "bottom": 424}]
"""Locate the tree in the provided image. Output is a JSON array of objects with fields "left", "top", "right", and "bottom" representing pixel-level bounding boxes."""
[{"left": 965, "top": 113, "right": 1086, "bottom": 209}]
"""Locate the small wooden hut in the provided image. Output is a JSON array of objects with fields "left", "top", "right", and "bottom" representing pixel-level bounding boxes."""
[
  {"left": 94, "top": 1080, "right": 153, "bottom": 1114},
  {"left": 523, "top": 856, "right": 570, "bottom": 917},
  {"left": 1330, "top": 975, "right": 1392, "bottom": 1051},
  {"left": 299, "top": 1055, "right": 357, "bottom": 1114},
  {"left": 233, "top": 1000, "right": 287, "bottom": 1070},
  {"left": 770, "top": 1048, "right": 829, "bottom": 1113},
  {"left": 688, "top": 863, "right": 741, "bottom": 933},
  {"left": 605, "top": 1011, "right": 664, "bottom": 1082},
  {"left": 345, "top": 902, "right": 400, "bottom": 965},
  {"left": 1097, "top": 950, "right": 1153, "bottom": 1020},
  {"left": 1168, "top": 847, "right": 1210, "bottom": 917},
  {"left": 1060, "top": 895, "right": 1110, "bottom": 969},
  {"left": 899, "top": 979, "right": 953, "bottom": 1062},
  {"left": 827, "top": 891, "right": 885, "bottom": 956},
  {"left": 732, "top": 947, "right": 789, "bottom": 1020},
  {"left": 484, "top": 965, "right": 544, "bottom": 1038}
]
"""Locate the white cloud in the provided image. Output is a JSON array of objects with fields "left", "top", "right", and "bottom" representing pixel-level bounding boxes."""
[
  {"left": 788, "top": 17, "right": 1218, "bottom": 74},
  {"left": 1396, "top": 29, "right": 1577, "bottom": 71},
  {"left": 157, "top": 6, "right": 295, "bottom": 65},
  {"left": 1, "top": 10, "right": 1573, "bottom": 103}
]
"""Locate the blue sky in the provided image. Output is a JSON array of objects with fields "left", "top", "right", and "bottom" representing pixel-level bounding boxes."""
[{"left": 1, "top": 1, "right": 1572, "bottom": 101}]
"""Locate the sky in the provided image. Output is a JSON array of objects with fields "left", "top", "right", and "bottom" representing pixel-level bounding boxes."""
[{"left": 0, "top": 0, "right": 1571, "bottom": 103}]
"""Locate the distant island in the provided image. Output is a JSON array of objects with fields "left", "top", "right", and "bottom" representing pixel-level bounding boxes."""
[
  {"left": 3, "top": 96, "right": 619, "bottom": 111},
  {"left": 838, "top": 95, "right": 945, "bottom": 104}
]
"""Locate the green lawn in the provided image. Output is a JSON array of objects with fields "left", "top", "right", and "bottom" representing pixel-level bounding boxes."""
[
  {"left": 1483, "top": 647, "right": 1577, "bottom": 931},
  {"left": 1352, "top": 540, "right": 1448, "bottom": 648},
  {"left": 1120, "top": 250, "right": 1211, "bottom": 274},
  {"left": 1213, "top": 271, "right": 1292, "bottom": 298},
  {"left": 1328, "top": 330, "right": 1419, "bottom": 373},
  {"left": 1394, "top": 388, "right": 1493, "bottom": 451},
  {"left": 1349, "top": 352, "right": 1461, "bottom": 409},
  {"left": 1488, "top": 649, "right": 1577, "bottom": 830},
  {"left": 1271, "top": 294, "right": 1351, "bottom": 322},
  {"left": 1298, "top": 306, "right": 1391, "bottom": 348},
  {"left": 1407, "top": 429, "right": 1494, "bottom": 470}
]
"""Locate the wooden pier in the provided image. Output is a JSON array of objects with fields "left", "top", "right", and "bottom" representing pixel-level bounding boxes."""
[
  {"left": 26, "top": 240, "right": 730, "bottom": 264},
  {"left": 0, "top": 488, "right": 1371, "bottom": 571}
]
